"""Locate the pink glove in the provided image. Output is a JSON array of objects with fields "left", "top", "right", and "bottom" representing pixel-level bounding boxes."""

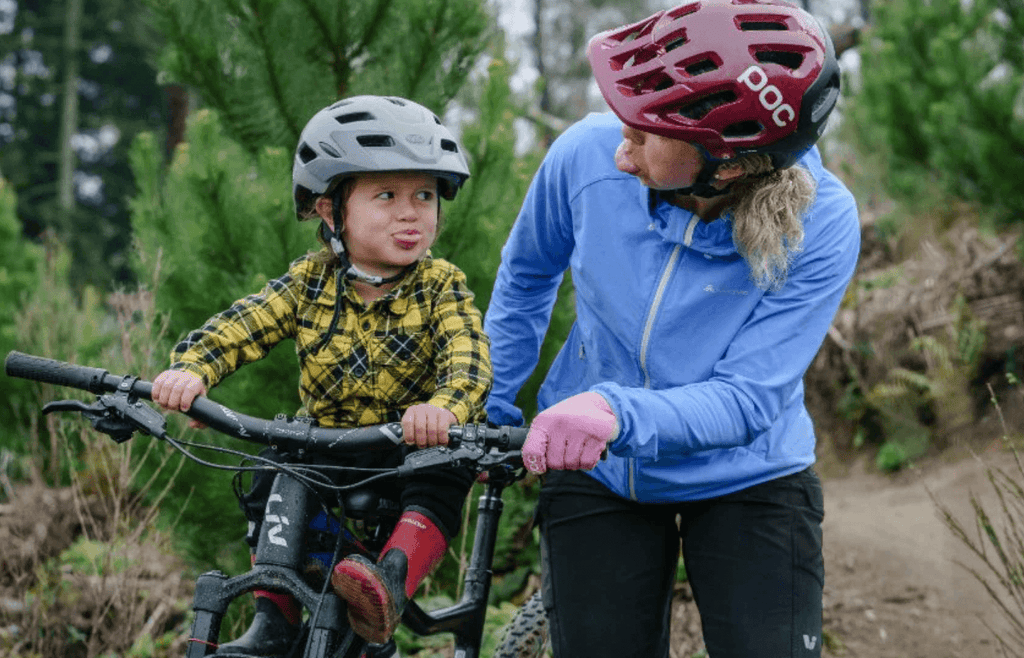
[{"left": 522, "top": 392, "right": 619, "bottom": 474}]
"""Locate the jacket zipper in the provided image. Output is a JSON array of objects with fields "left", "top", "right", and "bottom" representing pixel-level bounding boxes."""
[{"left": 628, "top": 216, "right": 697, "bottom": 500}]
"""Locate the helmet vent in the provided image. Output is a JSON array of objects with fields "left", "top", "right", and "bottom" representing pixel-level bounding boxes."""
[
  {"left": 756, "top": 50, "right": 804, "bottom": 70},
  {"left": 319, "top": 142, "right": 341, "bottom": 158},
  {"left": 619, "top": 70, "right": 674, "bottom": 96},
  {"left": 664, "top": 36, "right": 687, "bottom": 53},
  {"left": 666, "top": 2, "right": 700, "bottom": 20},
  {"left": 298, "top": 143, "right": 318, "bottom": 163},
  {"left": 739, "top": 20, "right": 787, "bottom": 31},
  {"left": 810, "top": 78, "right": 840, "bottom": 122},
  {"left": 621, "top": 28, "right": 645, "bottom": 43},
  {"left": 676, "top": 90, "right": 736, "bottom": 120},
  {"left": 723, "top": 120, "right": 764, "bottom": 138},
  {"left": 683, "top": 58, "right": 719, "bottom": 76},
  {"left": 441, "top": 138, "right": 459, "bottom": 152},
  {"left": 356, "top": 135, "right": 396, "bottom": 148},
  {"left": 335, "top": 111, "right": 375, "bottom": 124},
  {"left": 614, "top": 45, "right": 660, "bottom": 71}
]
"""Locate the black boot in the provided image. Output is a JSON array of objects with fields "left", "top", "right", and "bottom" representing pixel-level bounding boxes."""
[
  {"left": 331, "top": 550, "right": 409, "bottom": 645},
  {"left": 215, "top": 596, "right": 301, "bottom": 657}
]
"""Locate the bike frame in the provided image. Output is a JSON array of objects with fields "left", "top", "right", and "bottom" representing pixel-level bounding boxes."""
[
  {"left": 188, "top": 471, "right": 512, "bottom": 658},
  {"left": 3, "top": 351, "right": 527, "bottom": 658}
]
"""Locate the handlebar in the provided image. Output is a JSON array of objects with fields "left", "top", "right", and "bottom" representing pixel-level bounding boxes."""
[{"left": 4, "top": 351, "right": 528, "bottom": 459}]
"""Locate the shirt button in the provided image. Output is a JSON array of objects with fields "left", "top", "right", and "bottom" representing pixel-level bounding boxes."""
[
  {"left": 353, "top": 366, "right": 366, "bottom": 377},
  {"left": 362, "top": 320, "right": 371, "bottom": 330}
]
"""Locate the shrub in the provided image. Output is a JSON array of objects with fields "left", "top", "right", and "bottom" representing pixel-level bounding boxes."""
[
  {"left": 849, "top": 0, "right": 1024, "bottom": 224},
  {"left": 0, "top": 178, "right": 43, "bottom": 437}
]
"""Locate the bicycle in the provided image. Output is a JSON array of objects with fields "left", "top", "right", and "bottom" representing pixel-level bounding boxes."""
[{"left": 4, "top": 350, "right": 551, "bottom": 658}]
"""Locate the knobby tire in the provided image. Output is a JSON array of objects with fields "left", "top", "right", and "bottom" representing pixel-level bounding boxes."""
[{"left": 492, "top": 590, "right": 550, "bottom": 658}]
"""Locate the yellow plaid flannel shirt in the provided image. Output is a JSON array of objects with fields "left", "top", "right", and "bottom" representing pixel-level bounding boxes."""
[{"left": 170, "top": 251, "right": 492, "bottom": 427}]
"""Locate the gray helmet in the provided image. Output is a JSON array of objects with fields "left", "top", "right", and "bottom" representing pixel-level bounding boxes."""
[{"left": 292, "top": 95, "right": 470, "bottom": 219}]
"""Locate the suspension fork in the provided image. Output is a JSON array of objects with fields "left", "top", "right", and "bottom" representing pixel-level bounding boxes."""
[{"left": 187, "top": 473, "right": 351, "bottom": 657}]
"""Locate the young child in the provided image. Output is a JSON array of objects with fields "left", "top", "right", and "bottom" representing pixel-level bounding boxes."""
[{"left": 152, "top": 95, "right": 492, "bottom": 652}]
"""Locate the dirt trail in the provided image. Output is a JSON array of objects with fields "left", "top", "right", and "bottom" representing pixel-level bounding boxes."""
[{"left": 820, "top": 449, "right": 1012, "bottom": 658}]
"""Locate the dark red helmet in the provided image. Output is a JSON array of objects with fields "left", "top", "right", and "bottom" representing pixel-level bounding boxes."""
[{"left": 587, "top": 0, "right": 840, "bottom": 169}]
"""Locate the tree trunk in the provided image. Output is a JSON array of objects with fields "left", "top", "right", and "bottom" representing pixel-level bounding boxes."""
[
  {"left": 164, "top": 84, "right": 190, "bottom": 161},
  {"left": 57, "top": 0, "right": 83, "bottom": 216}
]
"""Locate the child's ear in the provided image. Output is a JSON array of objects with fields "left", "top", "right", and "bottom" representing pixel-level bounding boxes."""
[{"left": 315, "top": 197, "right": 335, "bottom": 231}]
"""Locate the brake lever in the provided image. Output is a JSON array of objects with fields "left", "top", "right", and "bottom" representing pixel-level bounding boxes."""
[
  {"left": 42, "top": 378, "right": 168, "bottom": 444},
  {"left": 396, "top": 443, "right": 486, "bottom": 476}
]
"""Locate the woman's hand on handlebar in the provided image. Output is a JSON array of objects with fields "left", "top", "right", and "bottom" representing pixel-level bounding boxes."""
[
  {"left": 401, "top": 403, "right": 457, "bottom": 448},
  {"left": 152, "top": 369, "right": 208, "bottom": 429},
  {"left": 522, "top": 392, "right": 618, "bottom": 473}
]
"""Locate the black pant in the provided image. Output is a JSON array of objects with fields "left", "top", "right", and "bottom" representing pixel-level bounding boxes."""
[{"left": 537, "top": 468, "right": 825, "bottom": 658}]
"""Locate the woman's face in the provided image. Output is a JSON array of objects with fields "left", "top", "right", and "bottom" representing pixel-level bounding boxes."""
[
  {"left": 318, "top": 171, "right": 439, "bottom": 278},
  {"left": 614, "top": 124, "right": 705, "bottom": 190}
]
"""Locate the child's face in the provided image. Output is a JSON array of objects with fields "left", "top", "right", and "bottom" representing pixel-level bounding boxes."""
[{"left": 339, "top": 171, "right": 439, "bottom": 278}]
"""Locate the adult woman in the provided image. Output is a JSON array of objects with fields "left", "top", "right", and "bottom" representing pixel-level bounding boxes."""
[{"left": 483, "top": 1, "right": 859, "bottom": 656}]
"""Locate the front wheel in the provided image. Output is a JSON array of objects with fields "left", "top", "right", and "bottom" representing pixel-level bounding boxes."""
[{"left": 493, "top": 590, "right": 550, "bottom": 658}]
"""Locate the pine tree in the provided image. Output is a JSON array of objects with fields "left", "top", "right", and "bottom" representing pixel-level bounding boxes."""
[
  {"left": 0, "top": 0, "right": 166, "bottom": 289},
  {"left": 849, "top": 0, "right": 1024, "bottom": 222},
  {"left": 144, "top": 0, "right": 493, "bottom": 156}
]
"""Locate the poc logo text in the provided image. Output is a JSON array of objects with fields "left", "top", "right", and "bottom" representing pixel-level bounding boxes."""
[{"left": 737, "top": 65, "right": 796, "bottom": 128}]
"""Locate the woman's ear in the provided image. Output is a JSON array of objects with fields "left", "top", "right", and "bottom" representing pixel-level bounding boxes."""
[
  {"left": 714, "top": 163, "right": 746, "bottom": 182},
  {"left": 315, "top": 196, "right": 335, "bottom": 231}
]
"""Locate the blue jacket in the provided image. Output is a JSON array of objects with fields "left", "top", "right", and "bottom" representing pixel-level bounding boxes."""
[{"left": 483, "top": 111, "right": 860, "bottom": 503}]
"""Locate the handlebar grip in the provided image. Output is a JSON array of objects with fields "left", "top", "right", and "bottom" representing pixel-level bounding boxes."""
[
  {"left": 4, "top": 351, "right": 111, "bottom": 394},
  {"left": 505, "top": 427, "right": 529, "bottom": 451}
]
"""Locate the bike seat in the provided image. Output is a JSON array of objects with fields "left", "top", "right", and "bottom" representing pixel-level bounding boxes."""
[{"left": 341, "top": 489, "right": 399, "bottom": 523}]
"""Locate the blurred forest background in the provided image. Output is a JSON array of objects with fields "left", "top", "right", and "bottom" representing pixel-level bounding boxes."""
[{"left": 2, "top": 0, "right": 1024, "bottom": 656}]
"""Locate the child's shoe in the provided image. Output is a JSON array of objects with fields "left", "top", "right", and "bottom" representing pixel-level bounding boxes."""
[
  {"left": 215, "top": 591, "right": 301, "bottom": 656},
  {"left": 331, "top": 510, "right": 447, "bottom": 644}
]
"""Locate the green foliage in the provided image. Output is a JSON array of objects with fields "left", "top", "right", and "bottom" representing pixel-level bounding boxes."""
[
  {"left": 5, "top": 242, "right": 114, "bottom": 485},
  {"left": 144, "top": 0, "right": 493, "bottom": 155},
  {"left": 434, "top": 58, "right": 541, "bottom": 311},
  {"left": 849, "top": 0, "right": 1024, "bottom": 223},
  {"left": 875, "top": 440, "right": 911, "bottom": 473},
  {"left": 844, "top": 296, "right": 987, "bottom": 471},
  {"left": 0, "top": 0, "right": 167, "bottom": 289},
  {"left": 0, "top": 179, "right": 43, "bottom": 435}
]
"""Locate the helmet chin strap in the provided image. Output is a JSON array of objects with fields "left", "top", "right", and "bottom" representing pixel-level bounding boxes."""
[
  {"left": 672, "top": 160, "right": 732, "bottom": 199},
  {"left": 326, "top": 189, "right": 407, "bottom": 287}
]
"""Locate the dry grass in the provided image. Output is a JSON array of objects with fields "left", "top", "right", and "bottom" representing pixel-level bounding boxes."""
[{"left": 932, "top": 384, "right": 1024, "bottom": 658}]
